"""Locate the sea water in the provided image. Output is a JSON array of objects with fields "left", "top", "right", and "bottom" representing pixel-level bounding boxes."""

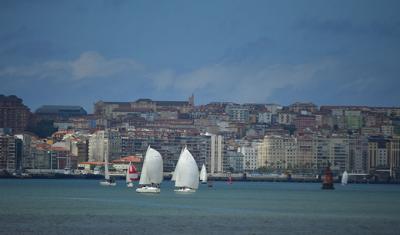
[{"left": 1, "top": 179, "right": 400, "bottom": 234}]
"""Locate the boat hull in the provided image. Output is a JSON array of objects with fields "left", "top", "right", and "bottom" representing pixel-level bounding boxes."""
[
  {"left": 136, "top": 186, "right": 160, "bottom": 193},
  {"left": 127, "top": 182, "right": 134, "bottom": 188},
  {"left": 174, "top": 188, "right": 196, "bottom": 193},
  {"left": 100, "top": 181, "right": 116, "bottom": 186}
]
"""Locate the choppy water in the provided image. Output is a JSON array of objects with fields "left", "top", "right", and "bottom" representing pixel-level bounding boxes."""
[{"left": 1, "top": 179, "right": 400, "bottom": 235}]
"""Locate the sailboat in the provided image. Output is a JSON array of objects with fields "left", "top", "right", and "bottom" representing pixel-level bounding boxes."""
[
  {"left": 341, "top": 171, "right": 349, "bottom": 185},
  {"left": 199, "top": 163, "right": 207, "bottom": 184},
  {"left": 100, "top": 153, "right": 116, "bottom": 186},
  {"left": 227, "top": 175, "right": 233, "bottom": 185},
  {"left": 136, "top": 146, "right": 163, "bottom": 193},
  {"left": 126, "top": 162, "right": 138, "bottom": 188},
  {"left": 174, "top": 147, "right": 199, "bottom": 193}
]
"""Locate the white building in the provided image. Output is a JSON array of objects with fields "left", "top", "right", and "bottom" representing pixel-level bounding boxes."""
[
  {"left": 258, "top": 112, "right": 272, "bottom": 124},
  {"left": 88, "top": 130, "right": 108, "bottom": 162},
  {"left": 238, "top": 142, "right": 260, "bottom": 171},
  {"left": 210, "top": 134, "right": 224, "bottom": 174}
]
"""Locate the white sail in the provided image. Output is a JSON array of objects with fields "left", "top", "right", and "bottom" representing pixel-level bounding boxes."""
[
  {"left": 341, "top": 171, "right": 348, "bottom": 185},
  {"left": 171, "top": 147, "right": 184, "bottom": 181},
  {"left": 200, "top": 164, "right": 207, "bottom": 183},
  {"left": 104, "top": 153, "right": 110, "bottom": 180},
  {"left": 175, "top": 147, "right": 199, "bottom": 190},
  {"left": 138, "top": 147, "right": 163, "bottom": 185}
]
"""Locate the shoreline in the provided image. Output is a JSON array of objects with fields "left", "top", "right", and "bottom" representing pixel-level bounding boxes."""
[{"left": 1, "top": 173, "right": 399, "bottom": 184}]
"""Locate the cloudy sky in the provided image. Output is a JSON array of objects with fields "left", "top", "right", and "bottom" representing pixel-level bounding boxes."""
[{"left": 1, "top": 0, "right": 399, "bottom": 112}]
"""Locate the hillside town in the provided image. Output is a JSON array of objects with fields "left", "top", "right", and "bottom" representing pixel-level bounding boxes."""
[{"left": 1, "top": 94, "right": 400, "bottom": 182}]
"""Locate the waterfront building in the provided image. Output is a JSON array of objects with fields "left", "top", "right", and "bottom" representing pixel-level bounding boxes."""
[
  {"left": 328, "top": 135, "right": 349, "bottom": 172},
  {"left": 15, "top": 134, "right": 34, "bottom": 170},
  {"left": 0, "top": 95, "right": 31, "bottom": 134},
  {"left": 32, "top": 143, "right": 51, "bottom": 169},
  {"left": 225, "top": 150, "right": 243, "bottom": 173},
  {"left": 112, "top": 130, "right": 218, "bottom": 173},
  {"left": 107, "top": 129, "right": 122, "bottom": 161},
  {"left": 368, "top": 136, "right": 390, "bottom": 171},
  {"left": 210, "top": 134, "right": 224, "bottom": 174},
  {"left": 238, "top": 141, "right": 260, "bottom": 171},
  {"left": 296, "top": 133, "right": 315, "bottom": 169},
  {"left": 348, "top": 135, "right": 368, "bottom": 173},
  {"left": 88, "top": 130, "right": 108, "bottom": 162},
  {"left": 390, "top": 136, "right": 400, "bottom": 179},
  {"left": 50, "top": 142, "right": 75, "bottom": 169},
  {"left": 0, "top": 135, "right": 16, "bottom": 171},
  {"left": 313, "top": 135, "right": 349, "bottom": 172},
  {"left": 76, "top": 140, "right": 89, "bottom": 163},
  {"left": 258, "top": 135, "right": 297, "bottom": 169}
]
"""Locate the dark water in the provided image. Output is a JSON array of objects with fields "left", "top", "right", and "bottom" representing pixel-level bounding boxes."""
[{"left": 1, "top": 179, "right": 400, "bottom": 235}]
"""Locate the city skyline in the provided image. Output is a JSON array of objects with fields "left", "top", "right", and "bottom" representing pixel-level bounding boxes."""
[{"left": 1, "top": 0, "right": 400, "bottom": 112}]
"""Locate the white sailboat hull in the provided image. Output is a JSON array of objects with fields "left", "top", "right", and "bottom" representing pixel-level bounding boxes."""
[
  {"left": 136, "top": 186, "right": 160, "bottom": 193},
  {"left": 127, "top": 182, "right": 134, "bottom": 188},
  {"left": 100, "top": 181, "right": 116, "bottom": 186},
  {"left": 174, "top": 188, "right": 196, "bottom": 193}
]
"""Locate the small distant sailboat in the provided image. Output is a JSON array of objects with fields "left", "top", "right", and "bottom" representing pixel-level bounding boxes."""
[
  {"left": 136, "top": 147, "right": 163, "bottom": 193},
  {"left": 174, "top": 147, "right": 199, "bottom": 193},
  {"left": 100, "top": 154, "right": 116, "bottom": 186},
  {"left": 199, "top": 164, "right": 207, "bottom": 184},
  {"left": 126, "top": 162, "right": 139, "bottom": 188},
  {"left": 227, "top": 175, "right": 233, "bottom": 185},
  {"left": 322, "top": 166, "right": 334, "bottom": 190},
  {"left": 341, "top": 171, "right": 349, "bottom": 185}
]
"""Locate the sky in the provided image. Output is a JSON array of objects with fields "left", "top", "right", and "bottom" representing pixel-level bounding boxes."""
[{"left": 0, "top": 0, "right": 400, "bottom": 112}]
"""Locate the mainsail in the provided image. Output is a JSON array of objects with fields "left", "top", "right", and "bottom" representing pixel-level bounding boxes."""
[
  {"left": 138, "top": 147, "right": 163, "bottom": 185},
  {"left": 341, "top": 171, "right": 348, "bottom": 185},
  {"left": 200, "top": 164, "right": 207, "bottom": 183},
  {"left": 174, "top": 147, "right": 199, "bottom": 190}
]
